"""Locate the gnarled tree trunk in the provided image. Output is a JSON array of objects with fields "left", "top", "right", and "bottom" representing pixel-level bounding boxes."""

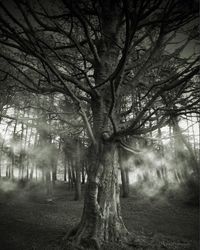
[
  {"left": 67, "top": 141, "right": 129, "bottom": 248},
  {"left": 66, "top": 2, "right": 129, "bottom": 247}
]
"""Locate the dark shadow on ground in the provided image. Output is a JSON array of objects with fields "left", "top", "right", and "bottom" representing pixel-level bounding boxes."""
[{"left": 0, "top": 181, "right": 199, "bottom": 250}]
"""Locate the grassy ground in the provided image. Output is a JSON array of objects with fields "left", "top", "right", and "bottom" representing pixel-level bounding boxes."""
[{"left": 0, "top": 180, "right": 199, "bottom": 250}]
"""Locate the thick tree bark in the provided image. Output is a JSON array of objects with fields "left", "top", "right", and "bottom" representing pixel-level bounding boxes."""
[
  {"left": 67, "top": 141, "right": 129, "bottom": 248},
  {"left": 66, "top": 2, "right": 129, "bottom": 247}
]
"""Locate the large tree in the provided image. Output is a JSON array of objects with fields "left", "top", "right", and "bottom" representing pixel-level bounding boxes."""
[{"left": 0, "top": 0, "right": 199, "bottom": 248}]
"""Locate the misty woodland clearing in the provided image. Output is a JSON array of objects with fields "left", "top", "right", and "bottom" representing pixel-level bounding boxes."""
[{"left": 0, "top": 0, "right": 199, "bottom": 249}]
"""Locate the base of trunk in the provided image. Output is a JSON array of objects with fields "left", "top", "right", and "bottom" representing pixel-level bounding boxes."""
[
  {"left": 64, "top": 142, "right": 131, "bottom": 249},
  {"left": 64, "top": 179, "right": 130, "bottom": 249},
  {"left": 65, "top": 220, "right": 130, "bottom": 250}
]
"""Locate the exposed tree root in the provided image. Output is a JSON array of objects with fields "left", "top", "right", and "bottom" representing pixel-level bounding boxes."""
[
  {"left": 81, "top": 237, "right": 101, "bottom": 250},
  {"left": 64, "top": 224, "right": 131, "bottom": 250},
  {"left": 63, "top": 224, "right": 79, "bottom": 241}
]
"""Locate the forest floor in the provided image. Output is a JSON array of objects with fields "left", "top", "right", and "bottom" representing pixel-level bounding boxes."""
[{"left": 0, "top": 180, "right": 199, "bottom": 250}]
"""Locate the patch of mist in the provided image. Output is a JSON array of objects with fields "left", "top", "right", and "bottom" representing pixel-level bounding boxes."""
[
  {"left": 122, "top": 144, "right": 197, "bottom": 203},
  {"left": 0, "top": 180, "right": 17, "bottom": 192}
]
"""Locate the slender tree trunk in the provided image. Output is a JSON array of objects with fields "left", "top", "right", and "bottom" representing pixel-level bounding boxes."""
[
  {"left": 125, "top": 169, "right": 130, "bottom": 188},
  {"left": 120, "top": 168, "right": 130, "bottom": 198},
  {"left": 19, "top": 121, "right": 25, "bottom": 180},
  {"left": 0, "top": 122, "right": 9, "bottom": 178},
  {"left": 46, "top": 169, "right": 53, "bottom": 198},
  {"left": 42, "top": 167, "right": 45, "bottom": 182},
  {"left": 172, "top": 117, "right": 199, "bottom": 175},
  {"left": 119, "top": 149, "right": 129, "bottom": 198},
  {"left": 52, "top": 164, "right": 57, "bottom": 185},
  {"left": 6, "top": 164, "right": 10, "bottom": 178},
  {"left": 81, "top": 162, "right": 85, "bottom": 184},
  {"left": 198, "top": 115, "right": 200, "bottom": 164},
  {"left": 11, "top": 115, "right": 18, "bottom": 180},
  {"left": 190, "top": 114, "right": 197, "bottom": 158},
  {"left": 68, "top": 159, "right": 74, "bottom": 190},
  {"left": 64, "top": 154, "right": 67, "bottom": 182},
  {"left": 52, "top": 148, "right": 57, "bottom": 185},
  {"left": 32, "top": 131, "right": 38, "bottom": 180},
  {"left": 74, "top": 140, "right": 81, "bottom": 201},
  {"left": 30, "top": 165, "right": 34, "bottom": 180},
  {"left": 72, "top": 164, "right": 76, "bottom": 188},
  {"left": 35, "top": 166, "right": 38, "bottom": 181},
  {"left": 52, "top": 141, "right": 60, "bottom": 185},
  {"left": 23, "top": 121, "right": 31, "bottom": 180},
  {"left": 74, "top": 160, "right": 81, "bottom": 201}
]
